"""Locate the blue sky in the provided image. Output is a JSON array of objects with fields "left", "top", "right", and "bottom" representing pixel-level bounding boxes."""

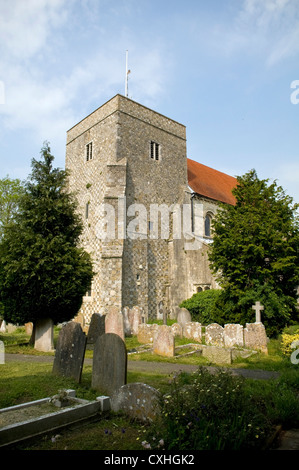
[{"left": 0, "top": 0, "right": 298, "bottom": 202}]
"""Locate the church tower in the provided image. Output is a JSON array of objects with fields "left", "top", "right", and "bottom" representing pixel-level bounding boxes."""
[{"left": 66, "top": 95, "right": 188, "bottom": 322}]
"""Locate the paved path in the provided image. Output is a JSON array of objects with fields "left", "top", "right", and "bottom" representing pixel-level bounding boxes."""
[{"left": 4, "top": 353, "right": 280, "bottom": 380}]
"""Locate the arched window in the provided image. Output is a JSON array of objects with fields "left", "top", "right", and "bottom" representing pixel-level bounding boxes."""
[{"left": 204, "top": 213, "right": 212, "bottom": 237}]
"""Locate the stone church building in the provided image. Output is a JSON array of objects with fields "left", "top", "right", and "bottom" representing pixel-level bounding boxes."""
[{"left": 65, "top": 94, "right": 237, "bottom": 324}]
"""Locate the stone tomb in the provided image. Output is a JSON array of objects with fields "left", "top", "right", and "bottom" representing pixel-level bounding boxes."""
[
  {"left": 52, "top": 322, "right": 87, "bottom": 383},
  {"left": 92, "top": 333, "right": 127, "bottom": 395},
  {"left": 111, "top": 383, "right": 160, "bottom": 423}
]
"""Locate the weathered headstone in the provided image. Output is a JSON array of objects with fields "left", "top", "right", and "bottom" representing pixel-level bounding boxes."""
[
  {"left": 153, "top": 325, "right": 175, "bottom": 357},
  {"left": 0, "top": 320, "right": 6, "bottom": 333},
  {"left": 87, "top": 313, "right": 105, "bottom": 346},
  {"left": 123, "top": 306, "right": 132, "bottom": 336},
  {"left": 111, "top": 383, "right": 161, "bottom": 422},
  {"left": 176, "top": 307, "right": 191, "bottom": 327},
  {"left": 183, "top": 322, "right": 202, "bottom": 342},
  {"left": 0, "top": 340, "right": 4, "bottom": 364},
  {"left": 171, "top": 322, "right": 183, "bottom": 337},
  {"left": 25, "top": 322, "right": 33, "bottom": 335},
  {"left": 137, "top": 323, "right": 159, "bottom": 343},
  {"left": 52, "top": 321, "right": 87, "bottom": 383},
  {"left": 92, "top": 333, "right": 127, "bottom": 394},
  {"left": 224, "top": 324, "right": 244, "bottom": 348},
  {"left": 244, "top": 323, "right": 268, "bottom": 354},
  {"left": 105, "top": 307, "right": 125, "bottom": 341},
  {"left": 205, "top": 323, "right": 225, "bottom": 347},
  {"left": 34, "top": 318, "right": 54, "bottom": 352},
  {"left": 252, "top": 301, "right": 264, "bottom": 323},
  {"left": 201, "top": 345, "right": 232, "bottom": 364},
  {"left": 128, "top": 306, "right": 143, "bottom": 335}
]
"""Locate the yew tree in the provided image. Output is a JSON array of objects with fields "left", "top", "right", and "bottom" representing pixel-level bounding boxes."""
[
  {"left": 0, "top": 143, "right": 93, "bottom": 332},
  {"left": 208, "top": 169, "right": 299, "bottom": 335}
]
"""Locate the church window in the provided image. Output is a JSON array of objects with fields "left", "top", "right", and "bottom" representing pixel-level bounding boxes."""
[
  {"left": 150, "top": 141, "right": 160, "bottom": 161},
  {"left": 204, "top": 213, "right": 212, "bottom": 237},
  {"left": 86, "top": 142, "right": 93, "bottom": 161}
]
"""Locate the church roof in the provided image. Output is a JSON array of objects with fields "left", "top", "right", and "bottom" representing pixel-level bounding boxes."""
[{"left": 187, "top": 158, "right": 237, "bottom": 205}]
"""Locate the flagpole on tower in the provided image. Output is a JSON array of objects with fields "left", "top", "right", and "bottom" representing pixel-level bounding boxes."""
[{"left": 125, "top": 50, "right": 130, "bottom": 98}]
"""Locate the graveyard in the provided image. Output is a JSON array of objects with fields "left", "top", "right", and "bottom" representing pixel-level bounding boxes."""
[{"left": 0, "top": 308, "right": 299, "bottom": 451}]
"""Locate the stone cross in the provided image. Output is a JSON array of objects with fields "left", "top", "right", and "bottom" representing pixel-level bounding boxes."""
[{"left": 252, "top": 301, "right": 264, "bottom": 323}]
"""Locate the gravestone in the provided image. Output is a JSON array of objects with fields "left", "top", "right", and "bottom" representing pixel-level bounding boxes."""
[
  {"left": 244, "top": 323, "right": 268, "bottom": 354},
  {"left": 153, "top": 325, "right": 175, "bottom": 357},
  {"left": 105, "top": 307, "right": 125, "bottom": 341},
  {"left": 224, "top": 324, "right": 244, "bottom": 348},
  {"left": 171, "top": 322, "right": 183, "bottom": 337},
  {"left": 92, "top": 333, "right": 127, "bottom": 394},
  {"left": 201, "top": 345, "right": 232, "bottom": 364},
  {"left": 87, "top": 313, "right": 105, "bottom": 346},
  {"left": 0, "top": 340, "right": 4, "bottom": 364},
  {"left": 52, "top": 321, "right": 87, "bottom": 383},
  {"left": 34, "top": 318, "right": 54, "bottom": 352},
  {"left": 183, "top": 322, "right": 202, "bottom": 342},
  {"left": 252, "top": 301, "right": 264, "bottom": 323},
  {"left": 176, "top": 307, "right": 191, "bottom": 327},
  {"left": 123, "top": 307, "right": 132, "bottom": 336},
  {"left": 137, "top": 323, "right": 159, "bottom": 343},
  {"left": 128, "top": 306, "right": 144, "bottom": 335},
  {"left": 111, "top": 383, "right": 161, "bottom": 422},
  {"left": 205, "top": 323, "right": 225, "bottom": 347}
]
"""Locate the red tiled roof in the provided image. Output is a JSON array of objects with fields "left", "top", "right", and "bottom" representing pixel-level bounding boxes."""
[{"left": 187, "top": 158, "right": 237, "bottom": 205}]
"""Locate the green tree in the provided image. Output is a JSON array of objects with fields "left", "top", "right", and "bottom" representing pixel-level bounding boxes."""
[
  {"left": 0, "top": 176, "right": 24, "bottom": 238},
  {"left": 208, "top": 169, "right": 299, "bottom": 335},
  {"left": 0, "top": 143, "right": 94, "bottom": 342}
]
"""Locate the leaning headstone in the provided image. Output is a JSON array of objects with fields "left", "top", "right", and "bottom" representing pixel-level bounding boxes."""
[
  {"left": 111, "top": 383, "right": 161, "bottom": 422},
  {"left": 153, "top": 325, "right": 175, "bottom": 357},
  {"left": 105, "top": 307, "right": 125, "bottom": 341},
  {"left": 183, "top": 322, "right": 202, "bottom": 342},
  {"left": 224, "top": 324, "right": 244, "bottom": 348},
  {"left": 52, "top": 321, "right": 87, "bottom": 383},
  {"left": 137, "top": 323, "right": 159, "bottom": 343},
  {"left": 176, "top": 308, "right": 191, "bottom": 327},
  {"left": 34, "top": 318, "right": 54, "bottom": 352},
  {"left": 244, "top": 323, "right": 268, "bottom": 354},
  {"left": 92, "top": 333, "right": 127, "bottom": 394},
  {"left": 205, "top": 323, "right": 225, "bottom": 347},
  {"left": 87, "top": 313, "right": 105, "bottom": 346}
]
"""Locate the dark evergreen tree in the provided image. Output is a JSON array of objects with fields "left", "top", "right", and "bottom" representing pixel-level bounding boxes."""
[{"left": 0, "top": 143, "right": 93, "bottom": 327}]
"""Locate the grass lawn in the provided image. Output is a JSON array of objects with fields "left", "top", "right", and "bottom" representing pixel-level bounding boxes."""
[{"left": 0, "top": 325, "right": 298, "bottom": 450}]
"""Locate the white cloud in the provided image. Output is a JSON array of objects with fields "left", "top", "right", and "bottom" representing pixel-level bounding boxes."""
[
  {"left": 0, "top": 0, "right": 68, "bottom": 60},
  {"left": 212, "top": 0, "right": 299, "bottom": 66}
]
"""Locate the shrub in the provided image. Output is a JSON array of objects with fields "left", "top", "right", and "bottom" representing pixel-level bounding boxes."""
[
  {"left": 179, "top": 289, "right": 222, "bottom": 324},
  {"left": 281, "top": 330, "right": 299, "bottom": 358},
  {"left": 143, "top": 367, "right": 272, "bottom": 450}
]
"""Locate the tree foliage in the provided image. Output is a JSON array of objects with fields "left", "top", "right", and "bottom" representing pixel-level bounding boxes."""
[
  {"left": 208, "top": 169, "right": 299, "bottom": 335},
  {"left": 0, "top": 175, "right": 24, "bottom": 239},
  {"left": 0, "top": 143, "right": 94, "bottom": 325}
]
